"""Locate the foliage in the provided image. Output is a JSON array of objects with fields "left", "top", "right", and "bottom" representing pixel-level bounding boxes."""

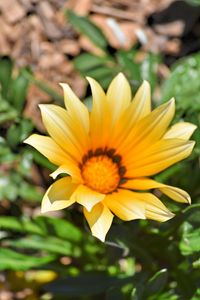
[
  {"left": 67, "top": 10, "right": 160, "bottom": 92},
  {"left": 185, "top": 0, "right": 200, "bottom": 6},
  {"left": 1, "top": 14, "right": 200, "bottom": 300},
  {"left": 0, "top": 57, "right": 44, "bottom": 203}
]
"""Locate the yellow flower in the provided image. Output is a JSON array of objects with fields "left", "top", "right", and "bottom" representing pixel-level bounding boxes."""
[{"left": 24, "top": 73, "right": 196, "bottom": 242}]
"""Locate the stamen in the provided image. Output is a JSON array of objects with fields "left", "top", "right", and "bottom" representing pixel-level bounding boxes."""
[
  {"left": 81, "top": 154, "right": 120, "bottom": 194},
  {"left": 119, "top": 166, "right": 126, "bottom": 176},
  {"left": 94, "top": 148, "right": 104, "bottom": 156},
  {"left": 88, "top": 150, "right": 94, "bottom": 158},
  {"left": 112, "top": 154, "right": 122, "bottom": 164},
  {"left": 81, "top": 148, "right": 126, "bottom": 194},
  {"left": 106, "top": 148, "right": 116, "bottom": 157}
]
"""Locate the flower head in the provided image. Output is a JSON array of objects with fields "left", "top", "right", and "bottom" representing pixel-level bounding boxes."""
[{"left": 25, "top": 73, "right": 196, "bottom": 242}]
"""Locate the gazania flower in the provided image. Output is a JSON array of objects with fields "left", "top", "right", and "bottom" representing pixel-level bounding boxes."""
[{"left": 25, "top": 73, "right": 196, "bottom": 242}]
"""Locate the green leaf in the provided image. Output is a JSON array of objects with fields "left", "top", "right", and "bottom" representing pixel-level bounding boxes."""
[
  {"left": 20, "top": 118, "right": 34, "bottom": 140},
  {"left": 0, "top": 216, "right": 44, "bottom": 235},
  {"left": 106, "top": 287, "right": 125, "bottom": 300},
  {"left": 145, "top": 269, "right": 168, "bottom": 296},
  {"left": 0, "top": 56, "right": 13, "bottom": 98},
  {"left": 18, "top": 151, "right": 33, "bottom": 176},
  {"left": 18, "top": 181, "right": 42, "bottom": 202},
  {"left": 117, "top": 49, "right": 141, "bottom": 83},
  {"left": 0, "top": 95, "right": 12, "bottom": 112},
  {"left": 179, "top": 226, "right": 200, "bottom": 255},
  {"left": 162, "top": 53, "right": 200, "bottom": 113},
  {"left": 67, "top": 10, "right": 108, "bottom": 49},
  {"left": 185, "top": 0, "right": 200, "bottom": 5},
  {"left": 0, "top": 248, "right": 55, "bottom": 271},
  {"left": 29, "top": 148, "right": 56, "bottom": 172},
  {"left": 0, "top": 215, "right": 82, "bottom": 242},
  {"left": 6, "top": 123, "right": 22, "bottom": 148},
  {"left": 191, "top": 288, "right": 200, "bottom": 300},
  {"left": 10, "top": 235, "right": 80, "bottom": 257},
  {"left": 0, "top": 216, "right": 23, "bottom": 231},
  {"left": 0, "top": 145, "right": 17, "bottom": 164},
  {"left": 0, "top": 175, "right": 19, "bottom": 201},
  {"left": 10, "top": 69, "right": 29, "bottom": 112},
  {"left": 74, "top": 53, "right": 112, "bottom": 72},
  {"left": 85, "top": 66, "right": 114, "bottom": 80},
  {"left": 0, "top": 110, "right": 18, "bottom": 125},
  {"left": 44, "top": 272, "right": 132, "bottom": 297},
  {"left": 35, "top": 216, "right": 83, "bottom": 242}
]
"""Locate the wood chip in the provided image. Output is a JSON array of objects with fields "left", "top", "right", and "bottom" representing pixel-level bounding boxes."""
[
  {"left": 65, "top": 0, "right": 92, "bottom": 15},
  {"left": 40, "top": 18, "right": 63, "bottom": 40},
  {"left": 92, "top": 15, "right": 139, "bottom": 49},
  {"left": 0, "top": 0, "right": 26, "bottom": 24},
  {"left": 37, "top": 1, "right": 55, "bottom": 19},
  {"left": 91, "top": 4, "right": 144, "bottom": 23},
  {"left": 154, "top": 20, "right": 185, "bottom": 37},
  {"left": 0, "top": 33, "right": 10, "bottom": 54},
  {"left": 165, "top": 39, "right": 181, "bottom": 54},
  {"left": 57, "top": 39, "right": 80, "bottom": 56},
  {"left": 73, "top": 0, "right": 92, "bottom": 16},
  {"left": 39, "top": 53, "right": 66, "bottom": 70}
]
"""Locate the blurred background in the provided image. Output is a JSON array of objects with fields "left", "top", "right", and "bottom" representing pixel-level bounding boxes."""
[{"left": 0, "top": 0, "right": 200, "bottom": 299}]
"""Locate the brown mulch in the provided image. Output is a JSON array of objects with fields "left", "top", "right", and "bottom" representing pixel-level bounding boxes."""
[{"left": 1, "top": 0, "right": 198, "bottom": 128}]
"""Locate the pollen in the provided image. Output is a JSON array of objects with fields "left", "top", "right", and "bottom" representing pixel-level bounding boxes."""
[{"left": 82, "top": 155, "right": 121, "bottom": 194}]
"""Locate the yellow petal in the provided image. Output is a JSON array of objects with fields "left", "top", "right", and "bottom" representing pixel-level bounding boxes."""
[
  {"left": 60, "top": 83, "right": 89, "bottom": 134},
  {"left": 24, "top": 134, "right": 73, "bottom": 166},
  {"left": 83, "top": 203, "right": 113, "bottom": 242},
  {"left": 70, "top": 185, "right": 105, "bottom": 212},
  {"left": 119, "top": 98, "right": 175, "bottom": 157},
  {"left": 41, "top": 177, "right": 77, "bottom": 213},
  {"left": 50, "top": 164, "right": 83, "bottom": 184},
  {"left": 108, "top": 80, "right": 151, "bottom": 149},
  {"left": 104, "top": 189, "right": 174, "bottom": 222},
  {"left": 132, "top": 191, "right": 175, "bottom": 222},
  {"left": 122, "top": 178, "right": 191, "bottom": 204},
  {"left": 160, "top": 186, "right": 191, "bottom": 204},
  {"left": 106, "top": 73, "right": 131, "bottom": 125},
  {"left": 164, "top": 122, "right": 197, "bottom": 140},
  {"left": 112, "top": 190, "right": 174, "bottom": 222},
  {"left": 126, "top": 139, "right": 195, "bottom": 177},
  {"left": 39, "top": 104, "right": 85, "bottom": 161},
  {"left": 130, "top": 80, "right": 151, "bottom": 122},
  {"left": 104, "top": 189, "right": 146, "bottom": 221},
  {"left": 87, "top": 77, "right": 111, "bottom": 148}
]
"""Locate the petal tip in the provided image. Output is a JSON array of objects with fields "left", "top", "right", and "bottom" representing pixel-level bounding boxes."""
[
  {"left": 169, "top": 97, "right": 175, "bottom": 105},
  {"left": 38, "top": 104, "right": 46, "bottom": 112},
  {"left": 188, "top": 140, "right": 196, "bottom": 151},
  {"left": 86, "top": 76, "right": 93, "bottom": 82},
  {"left": 59, "top": 82, "right": 68, "bottom": 89},
  {"left": 187, "top": 195, "right": 191, "bottom": 205},
  {"left": 191, "top": 124, "right": 198, "bottom": 130},
  {"left": 84, "top": 205, "right": 93, "bottom": 213},
  {"left": 117, "top": 72, "right": 127, "bottom": 81},
  {"left": 165, "top": 211, "right": 175, "bottom": 221},
  {"left": 92, "top": 231, "right": 106, "bottom": 242},
  {"left": 41, "top": 204, "right": 50, "bottom": 214},
  {"left": 86, "top": 76, "right": 98, "bottom": 87},
  {"left": 96, "top": 235, "right": 105, "bottom": 243},
  {"left": 23, "top": 137, "right": 30, "bottom": 144},
  {"left": 49, "top": 172, "right": 56, "bottom": 179},
  {"left": 142, "top": 80, "right": 150, "bottom": 87},
  {"left": 23, "top": 134, "right": 35, "bottom": 145}
]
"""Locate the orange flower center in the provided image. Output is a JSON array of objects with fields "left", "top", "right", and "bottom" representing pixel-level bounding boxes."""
[{"left": 82, "top": 154, "right": 121, "bottom": 194}]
